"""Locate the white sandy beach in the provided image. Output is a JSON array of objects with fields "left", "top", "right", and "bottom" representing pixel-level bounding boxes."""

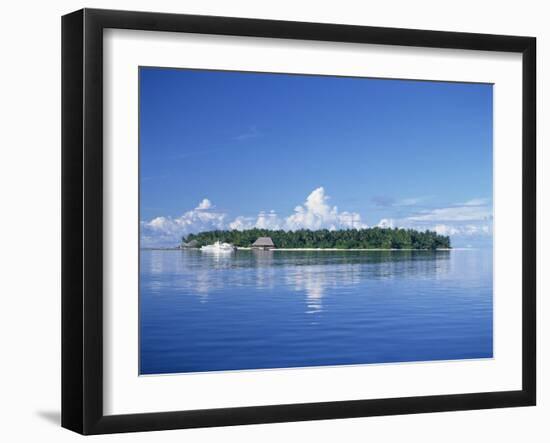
[{"left": 236, "top": 247, "right": 453, "bottom": 251}]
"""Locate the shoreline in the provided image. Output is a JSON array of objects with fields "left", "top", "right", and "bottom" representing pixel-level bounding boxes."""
[
  {"left": 141, "top": 247, "right": 454, "bottom": 252},
  {"left": 240, "top": 247, "right": 452, "bottom": 251}
]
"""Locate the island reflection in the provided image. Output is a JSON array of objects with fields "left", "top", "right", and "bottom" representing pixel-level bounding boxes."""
[{"left": 142, "top": 249, "right": 453, "bottom": 304}]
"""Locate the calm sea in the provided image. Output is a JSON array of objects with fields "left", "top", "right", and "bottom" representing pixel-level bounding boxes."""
[{"left": 140, "top": 249, "right": 493, "bottom": 374}]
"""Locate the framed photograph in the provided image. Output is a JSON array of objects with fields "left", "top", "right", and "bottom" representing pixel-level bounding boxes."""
[{"left": 62, "top": 8, "right": 536, "bottom": 435}]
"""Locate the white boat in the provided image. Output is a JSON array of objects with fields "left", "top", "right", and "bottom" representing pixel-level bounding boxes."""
[{"left": 200, "top": 241, "right": 236, "bottom": 253}]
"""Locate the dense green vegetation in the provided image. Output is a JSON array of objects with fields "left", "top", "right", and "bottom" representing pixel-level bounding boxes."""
[{"left": 183, "top": 228, "right": 451, "bottom": 250}]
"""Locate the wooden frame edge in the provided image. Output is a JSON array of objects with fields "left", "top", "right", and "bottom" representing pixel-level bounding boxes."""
[{"left": 61, "top": 9, "right": 85, "bottom": 435}]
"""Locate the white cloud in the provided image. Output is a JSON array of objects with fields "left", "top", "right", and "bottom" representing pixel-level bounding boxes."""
[
  {"left": 464, "top": 224, "right": 491, "bottom": 235},
  {"left": 462, "top": 198, "right": 489, "bottom": 207},
  {"left": 229, "top": 188, "right": 367, "bottom": 232},
  {"left": 433, "top": 224, "right": 460, "bottom": 236},
  {"left": 195, "top": 198, "right": 212, "bottom": 210},
  {"left": 228, "top": 211, "right": 283, "bottom": 231},
  {"left": 372, "top": 195, "right": 426, "bottom": 207},
  {"left": 431, "top": 223, "right": 491, "bottom": 237},
  {"left": 401, "top": 198, "right": 493, "bottom": 239},
  {"left": 365, "top": 197, "right": 492, "bottom": 243},
  {"left": 141, "top": 199, "right": 226, "bottom": 246},
  {"left": 256, "top": 211, "right": 284, "bottom": 230},
  {"left": 228, "top": 216, "right": 255, "bottom": 231},
  {"left": 373, "top": 218, "right": 492, "bottom": 238},
  {"left": 377, "top": 218, "right": 395, "bottom": 228},
  {"left": 142, "top": 187, "right": 369, "bottom": 246},
  {"left": 406, "top": 204, "right": 492, "bottom": 222},
  {"left": 284, "top": 187, "right": 367, "bottom": 231},
  {"left": 141, "top": 189, "right": 493, "bottom": 247}
]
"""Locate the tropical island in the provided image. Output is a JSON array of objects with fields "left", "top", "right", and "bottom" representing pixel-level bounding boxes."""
[{"left": 181, "top": 228, "right": 451, "bottom": 250}]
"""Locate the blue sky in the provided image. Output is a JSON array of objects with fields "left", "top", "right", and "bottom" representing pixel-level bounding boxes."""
[{"left": 140, "top": 67, "right": 493, "bottom": 248}]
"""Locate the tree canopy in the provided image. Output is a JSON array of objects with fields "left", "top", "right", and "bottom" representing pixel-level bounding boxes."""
[{"left": 183, "top": 228, "right": 450, "bottom": 250}]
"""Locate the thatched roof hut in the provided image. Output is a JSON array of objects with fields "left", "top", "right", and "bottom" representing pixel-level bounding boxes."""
[{"left": 251, "top": 237, "right": 275, "bottom": 249}]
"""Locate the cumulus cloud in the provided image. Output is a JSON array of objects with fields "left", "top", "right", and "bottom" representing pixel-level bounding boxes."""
[
  {"left": 142, "top": 187, "right": 369, "bottom": 246},
  {"left": 257, "top": 210, "right": 284, "bottom": 229},
  {"left": 229, "top": 188, "right": 367, "bottom": 232},
  {"left": 141, "top": 199, "right": 226, "bottom": 247},
  {"left": 141, "top": 188, "right": 493, "bottom": 247},
  {"left": 377, "top": 218, "right": 395, "bottom": 228},
  {"left": 284, "top": 187, "right": 367, "bottom": 231},
  {"left": 432, "top": 224, "right": 460, "bottom": 236},
  {"left": 228, "top": 210, "right": 283, "bottom": 231},
  {"left": 228, "top": 216, "right": 255, "bottom": 231},
  {"left": 195, "top": 198, "right": 212, "bottom": 210}
]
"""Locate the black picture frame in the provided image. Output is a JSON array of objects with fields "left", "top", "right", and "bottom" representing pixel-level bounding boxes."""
[{"left": 62, "top": 8, "right": 536, "bottom": 435}]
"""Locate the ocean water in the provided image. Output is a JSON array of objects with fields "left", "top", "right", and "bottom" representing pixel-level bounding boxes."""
[{"left": 140, "top": 249, "right": 493, "bottom": 375}]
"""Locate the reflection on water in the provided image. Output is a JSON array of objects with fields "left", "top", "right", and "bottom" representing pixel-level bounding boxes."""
[
  {"left": 144, "top": 250, "right": 453, "bottom": 299},
  {"left": 140, "top": 249, "right": 492, "bottom": 374}
]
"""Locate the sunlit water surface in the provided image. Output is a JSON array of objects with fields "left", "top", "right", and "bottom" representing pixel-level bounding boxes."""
[{"left": 140, "top": 249, "right": 492, "bottom": 374}]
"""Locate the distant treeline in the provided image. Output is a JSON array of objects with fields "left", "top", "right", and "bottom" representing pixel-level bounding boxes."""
[{"left": 183, "top": 228, "right": 451, "bottom": 250}]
